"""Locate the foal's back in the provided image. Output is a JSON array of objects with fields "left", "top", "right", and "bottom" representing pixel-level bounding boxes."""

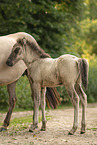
[
  {"left": 30, "top": 54, "right": 79, "bottom": 87},
  {"left": 55, "top": 54, "right": 80, "bottom": 85}
]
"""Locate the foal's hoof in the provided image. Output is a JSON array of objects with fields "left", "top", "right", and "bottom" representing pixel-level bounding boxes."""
[
  {"left": 0, "top": 126, "right": 7, "bottom": 132},
  {"left": 29, "top": 124, "right": 38, "bottom": 132},
  {"left": 41, "top": 122, "right": 46, "bottom": 131},
  {"left": 68, "top": 132, "right": 74, "bottom": 135},
  {"left": 80, "top": 131, "right": 85, "bottom": 134},
  {"left": 41, "top": 127, "right": 46, "bottom": 131}
]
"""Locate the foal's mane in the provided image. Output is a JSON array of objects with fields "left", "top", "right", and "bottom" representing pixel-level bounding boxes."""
[{"left": 17, "top": 38, "right": 50, "bottom": 58}]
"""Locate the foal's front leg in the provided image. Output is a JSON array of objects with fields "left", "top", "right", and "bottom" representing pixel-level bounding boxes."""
[
  {"left": 40, "top": 87, "right": 46, "bottom": 131},
  {"left": 29, "top": 83, "right": 40, "bottom": 132}
]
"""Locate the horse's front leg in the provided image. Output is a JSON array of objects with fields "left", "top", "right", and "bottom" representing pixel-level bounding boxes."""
[
  {"left": 68, "top": 88, "right": 79, "bottom": 135},
  {"left": 0, "top": 81, "right": 17, "bottom": 132},
  {"left": 29, "top": 83, "right": 40, "bottom": 132},
  {"left": 40, "top": 87, "right": 46, "bottom": 131}
]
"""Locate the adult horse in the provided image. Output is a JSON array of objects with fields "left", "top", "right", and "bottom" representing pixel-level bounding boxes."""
[
  {"left": 6, "top": 37, "right": 89, "bottom": 135},
  {"left": 0, "top": 32, "right": 60, "bottom": 131}
]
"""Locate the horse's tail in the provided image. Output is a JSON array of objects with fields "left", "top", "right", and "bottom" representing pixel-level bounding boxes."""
[
  {"left": 46, "top": 87, "right": 61, "bottom": 109},
  {"left": 78, "top": 58, "right": 89, "bottom": 89}
]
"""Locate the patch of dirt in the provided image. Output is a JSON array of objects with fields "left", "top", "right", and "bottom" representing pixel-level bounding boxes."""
[{"left": 0, "top": 104, "right": 97, "bottom": 145}]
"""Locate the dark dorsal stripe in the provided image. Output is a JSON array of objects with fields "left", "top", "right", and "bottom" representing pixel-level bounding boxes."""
[{"left": 17, "top": 38, "right": 50, "bottom": 58}]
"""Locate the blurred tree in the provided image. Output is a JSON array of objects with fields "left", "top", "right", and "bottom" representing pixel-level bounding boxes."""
[
  {"left": 83, "top": 19, "right": 97, "bottom": 54},
  {"left": 80, "top": 0, "right": 97, "bottom": 55},
  {"left": 0, "top": 0, "right": 85, "bottom": 57},
  {"left": 64, "top": 0, "right": 97, "bottom": 56},
  {"left": 88, "top": 0, "right": 97, "bottom": 20}
]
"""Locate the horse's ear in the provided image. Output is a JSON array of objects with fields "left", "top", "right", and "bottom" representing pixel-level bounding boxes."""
[{"left": 21, "top": 37, "right": 26, "bottom": 46}]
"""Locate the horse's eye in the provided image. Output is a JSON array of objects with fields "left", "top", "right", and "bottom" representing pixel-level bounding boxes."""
[{"left": 14, "top": 48, "right": 20, "bottom": 54}]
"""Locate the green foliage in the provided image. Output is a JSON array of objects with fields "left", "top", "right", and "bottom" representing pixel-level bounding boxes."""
[
  {"left": 86, "top": 55, "right": 97, "bottom": 102},
  {"left": 15, "top": 76, "right": 32, "bottom": 109},
  {"left": 85, "top": 19, "right": 97, "bottom": 54},
  {"left": 0, "top": 76, "right": 32, "bottom": 110},
  {"left": 88, "top": 0, "right": 97, "bottom": 20},
  {"left": 57, "top": 86, "right": 70, "bottom": 103},
  {"left": 76, "top": 19, "right": 97, "bottom": 55},
  {"left": 0, "top": 0, "right": 85, "bottom": 57},
  {"left": 0, "top": 86, "right": 8, "bottom": 109}
]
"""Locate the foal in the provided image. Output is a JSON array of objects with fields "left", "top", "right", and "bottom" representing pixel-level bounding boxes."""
[{"left": 6, "top": 37, "right": 89, "bottom": 135}]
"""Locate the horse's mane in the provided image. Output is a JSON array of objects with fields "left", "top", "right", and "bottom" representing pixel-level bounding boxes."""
[{"left": 17, "top": 38, "right": 50, "bottom": 58}]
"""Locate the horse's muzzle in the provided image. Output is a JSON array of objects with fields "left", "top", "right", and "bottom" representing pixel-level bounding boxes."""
[{"left": 6, "top": 60, "right": 13, "bottom": 67}]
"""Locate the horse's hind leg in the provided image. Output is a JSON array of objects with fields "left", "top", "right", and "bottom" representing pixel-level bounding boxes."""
[
  {"left": 40, "top": 87, "right": 46, "bottom": 131},
  {"left": 75, "top": 84, "right": 87, "bottom": 134},
  {"left": 0, "top": 81, "right": 17, "bottom": 131},
  {"left": 67, "top": 87, "right": 79, "bottom": 135}
]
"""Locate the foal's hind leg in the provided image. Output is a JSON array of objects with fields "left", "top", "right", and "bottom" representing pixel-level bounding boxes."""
[
  {"left": 0, "top": 81, "right": 17, "bottom": 132},
  {"left": 75, "top": 84, "right": 87, "bottom": 134},
  {"left": 40, "top": 87, "right": 46, "bottom": 131},
  {"left": 67, "top": 87, "right": 79, "bottom": 135}
]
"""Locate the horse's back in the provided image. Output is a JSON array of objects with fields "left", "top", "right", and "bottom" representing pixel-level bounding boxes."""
[{"left": 7, "top": 32, "right": 36, "bottom": 43}]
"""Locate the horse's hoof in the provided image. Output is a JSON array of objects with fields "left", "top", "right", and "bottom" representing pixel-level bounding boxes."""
[
  {"left": 0, "top": 126, "right": 7, "bottom": 132},
  {"left": 80, "top": 131, "right": 85, "bottom": 134},
  {"left": 68, "top": 132, "right": 74, "bottom": 135}
]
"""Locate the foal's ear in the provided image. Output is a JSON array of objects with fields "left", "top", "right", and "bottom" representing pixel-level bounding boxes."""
[{"left": 21, "top": 37, "right": 26, "bottom": 46}]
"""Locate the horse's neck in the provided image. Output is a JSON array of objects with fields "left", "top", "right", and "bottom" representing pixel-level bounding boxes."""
[{"left": 23, "top": 45, "right": 39, "bottom": 67}]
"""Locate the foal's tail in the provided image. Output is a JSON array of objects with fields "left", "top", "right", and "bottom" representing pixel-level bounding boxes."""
[{"left": 78, "top": 58, "right": 89, "bottom": 89}]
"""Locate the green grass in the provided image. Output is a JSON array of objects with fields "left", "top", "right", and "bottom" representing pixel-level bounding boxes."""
[
  {"left": 10, "top": 115, "right": 32, "bottom": 131},
  {"left": 87, "top": 128, "right": 97, "bottom": 131},
  {"left": 0, "top": 113, "right": 51, "bottom": 133},
  {"left": 0, "top": 104, "right": 73, "bottom": 130}
]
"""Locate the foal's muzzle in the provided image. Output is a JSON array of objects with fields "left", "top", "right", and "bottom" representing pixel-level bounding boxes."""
[{"left": 6, "top": 60, "right": 13, "bottom": 67}]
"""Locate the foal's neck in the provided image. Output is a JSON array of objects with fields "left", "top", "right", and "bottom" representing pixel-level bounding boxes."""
[{"left": 23, "top": 45, "right": 39, "bottom": 67}]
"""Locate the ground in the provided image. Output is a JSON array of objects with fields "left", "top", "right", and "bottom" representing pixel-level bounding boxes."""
[{"left": 0, "top": 103, "right": 97, "bottom": 145}]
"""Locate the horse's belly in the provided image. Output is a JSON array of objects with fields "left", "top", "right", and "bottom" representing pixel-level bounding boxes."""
[{"left": 0, "top": 60, "right": 26, "bottom": 86}]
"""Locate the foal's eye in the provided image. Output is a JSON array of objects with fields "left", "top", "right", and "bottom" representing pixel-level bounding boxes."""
[{"left": 14, "top": 48, "right": 20, "bottom": 54}]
